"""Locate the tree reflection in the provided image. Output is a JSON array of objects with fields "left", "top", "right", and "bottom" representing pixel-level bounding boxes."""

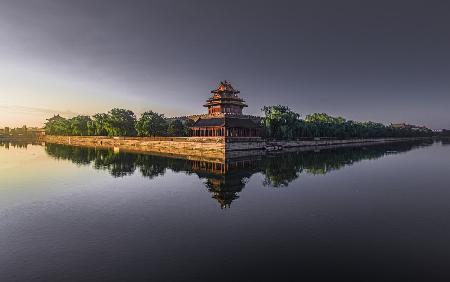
[
  {"left": 0, "top": 140, "right": 41, "bottom": 149},
  {"left": 261, "top": 154, "right": 303, "bottom": 188},
  {"left": 135, "top": 154, "right": 194, "bottom": 179},
  {"left": 93, "top": 151, "right": 137, "bottom": 177},
  {"left": 46, "top": 143, "right": 96, "bottom": 165},
  {"left": 43, "top": 140, "right": 433, "bottom": 208},
  {"left": 262, "top": 140, "right": 433, "bottom": 187},
  {"left": 135, "top": 155, "right": 167, "bottom": 179}
]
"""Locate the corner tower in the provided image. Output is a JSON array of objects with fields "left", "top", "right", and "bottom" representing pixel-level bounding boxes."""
[
  {"left": 204, "top": 81, "right": 248, "bottom": 115},
  {"left": 189, "top": 81, "right": 261, "bottom": 138}
]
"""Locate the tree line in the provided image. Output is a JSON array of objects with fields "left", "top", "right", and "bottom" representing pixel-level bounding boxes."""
[
  {"left": 261, "top": 105, "right": 433, "bottom": 139},
  {"left": 440, "top": 129, "right": 450, "bottom": 137},
  {"left": 44, "top": 108, "right": 193, "bottom": 137},
  {"left": 44, "top": 106, "right": 434, "bottom": 139}
]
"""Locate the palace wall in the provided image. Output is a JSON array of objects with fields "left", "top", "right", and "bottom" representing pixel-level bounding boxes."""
[
  {"left": 41, "top": 135, "right": 226, "bottom": 161},
  {"left": 41, "top": 135, "right": 429, "bottom": 161},
  {"left": 225, "top": 137, "right": 429, "bottom": 151}
]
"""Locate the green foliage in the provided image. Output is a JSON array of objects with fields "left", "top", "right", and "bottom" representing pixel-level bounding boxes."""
[
  {"left": 261, "top": 105, "right": 433, "bottom": 140},
  {"left": 135, "top": 111, "right": 168, "bottom": 137},
  {"left": 69, "top": 115, "right": 91, "bottom": 136},
  {"left": 44, "top": 115, "right": 70, "bottom": 135},
  {"left": 44, "top": 108, "right": 185, "bottom": 137},
  {"left": 261, "top": 105, "right": 301, "bottom": 140},
  {"left": 305, "top": 113, "right": 345, "bottom": 124},
  {"left": 167, "top": 119, "right": 186, "bottom": 136},
  {"left": 167, "top": 119, "right": 194, "bottom": 137},
  {"left": 104, "top": 108, "right": 137, "bottom": 137},
  {"left": 43, "top": 105, "right": 433, "bottom": 139},
  {"left": 184, "top": 119, "right": 195, "bottom": 136},
  {"left": 88, "top": 113, "right": 109, "bottom": 136},
  {"left": 441, "top": 130, "right": 450, "bottom": 137}
]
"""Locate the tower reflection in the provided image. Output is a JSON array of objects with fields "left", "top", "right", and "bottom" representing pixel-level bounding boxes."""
[
  {"left": 39, "top": 140, "right": 433, "bottom": 208},
  {"left": 191, "top": 159, "right": 259, "bottom": 208}
]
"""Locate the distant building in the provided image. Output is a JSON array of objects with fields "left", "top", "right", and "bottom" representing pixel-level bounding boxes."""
[
  {"left": 0, "top": 126, "right": 44, "bottom": 137},
  {"left": 10, "top": 125, "right": 28, "bottom": 136},
  {"left": 27, "top": 127, "right": 46, "bottom": 137},
  {"left": 390, "top": 123, "right": 430, "bottom": 132},
  {"left": 390, "top": 123, "right": 406, "bottom": 129},
  {"left": 189, "top": 81, "right": 262, "bottom": 138}
]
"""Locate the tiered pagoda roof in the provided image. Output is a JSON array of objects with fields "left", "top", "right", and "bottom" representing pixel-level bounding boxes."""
[
  {"left": 204, "top": 80, "right": 248, "bottom": 109},
  {"left": 189, "top": 80, "right": 262, "bottom": 138}
]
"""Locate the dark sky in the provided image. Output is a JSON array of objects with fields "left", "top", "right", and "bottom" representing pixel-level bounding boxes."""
[{"left": 0, "top": 0, "right": 449, "bottom": 128}]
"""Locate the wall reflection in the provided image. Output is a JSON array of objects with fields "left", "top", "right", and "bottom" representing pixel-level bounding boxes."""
[{"left": 36, "top": 140, "right": 433, "bottom": 208}]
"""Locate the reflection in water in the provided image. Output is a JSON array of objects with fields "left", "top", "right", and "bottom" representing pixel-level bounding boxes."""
[
  {"left": 0, "top": 140, "right": 42, "bottom": 149},
  {"left": 191, "top": 160, "right": 259, "bottom": 208},
  {"left": 43, "top": 140, "right": 433, "bottom": 208}
]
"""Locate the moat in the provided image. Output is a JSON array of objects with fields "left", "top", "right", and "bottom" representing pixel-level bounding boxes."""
[{"left": 1, "top": 139, "right": 450, "bottom": 281}]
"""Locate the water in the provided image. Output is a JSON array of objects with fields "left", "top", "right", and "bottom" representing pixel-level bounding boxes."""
[{"left": 1, "top": 140, "right": 449, "bottom": 281}]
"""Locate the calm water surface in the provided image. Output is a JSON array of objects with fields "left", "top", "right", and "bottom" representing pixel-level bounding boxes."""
[{"left": 1, "top": 140, "right": 450, "bottom": 281}]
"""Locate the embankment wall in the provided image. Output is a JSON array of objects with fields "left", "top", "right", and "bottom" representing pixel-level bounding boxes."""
[
  {"left": 41, "top": 135, "right": 225, "bottom": 161},
  {"left": 41, "top": 135, "right": 429, "bottom": 160}
]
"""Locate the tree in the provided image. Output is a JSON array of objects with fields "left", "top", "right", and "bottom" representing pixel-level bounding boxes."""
[
  {"left": 104, "top": 108, "right": 137, "bottom": 137},
  {"left": 44, "top": 115, "right": 70, "bottom": 135},
  {"left": 305, "top": 113, "right": 342, "bottom": 123},
  {"left": 167, "top": 119, "right": 186, "bottom": 136},
  {"left": 69, "top": 115, "right": 91, "bottom": 136},
  {"left": 135, "top": 111, "right": 168, "bottom": 137},
  {"left": 184, "top": 119, "right": 194, "bottom": 136},
  {"left": 261, "top": 105, "right": 301, "bottom": 140},
  {"left": 261, "top": 105, "right": 434, "bottom": 140},
  {"left": 88, "top": 113, "right": 109, "bottom": 136}
]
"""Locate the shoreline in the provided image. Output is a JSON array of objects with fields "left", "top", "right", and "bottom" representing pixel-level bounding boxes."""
[{"left": 37, "top": 135, "right": 433, "bottom": 162}]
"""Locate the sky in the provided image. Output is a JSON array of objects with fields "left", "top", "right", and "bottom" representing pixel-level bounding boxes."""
[{"left": 0, "top": 0, "right": 449, "bottom": 129}]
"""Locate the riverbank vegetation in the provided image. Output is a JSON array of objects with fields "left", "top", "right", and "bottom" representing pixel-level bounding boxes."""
[
  {"left": 44, "top": 106, "right": 433, "bottom": 139},
  {"left": 440, "top": 129, "right": 450, "bottom": 137},
  {"left": 44, "top": 109, "right": 192, "bottom": 137},
  {"left": 261, "top": 105, "right": 433, "bottom": 140}
]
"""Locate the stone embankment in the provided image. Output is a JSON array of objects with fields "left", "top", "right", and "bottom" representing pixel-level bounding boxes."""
[
  {"left": 267, "top": 138, "right": 421, "bottom": 149},
  {"left": 41, "top": 135, "right": 429, "bottom": 161},
  {"left": 41, "top": 135, "right": 225, "bottom": 161}
]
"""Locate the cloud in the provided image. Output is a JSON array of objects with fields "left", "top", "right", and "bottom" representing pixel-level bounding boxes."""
[
  {"left": 0, "top": 104, "right": 78, "bottom": 117},
  {"left": 0, "top": 104, "right": 81, "bottom": 127}
]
